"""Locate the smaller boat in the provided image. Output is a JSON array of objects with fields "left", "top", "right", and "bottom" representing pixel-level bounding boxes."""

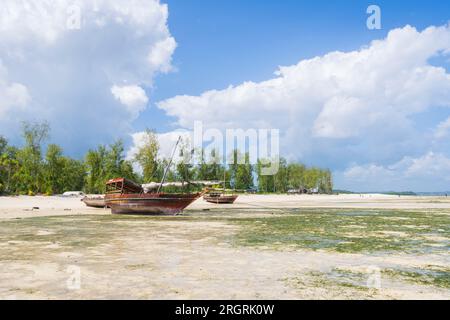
[
  {"left": 203, "top": 171, "right": 238, "bottom": 204},
  {"left": 203, "top": 191, "right": 238, "bottom": 204},
  {"left": 82, "top": 195, "right": 107, "bottom": 208}
]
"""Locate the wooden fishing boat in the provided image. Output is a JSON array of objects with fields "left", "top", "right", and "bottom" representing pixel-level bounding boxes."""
[
  {"left": 203, "top": 192, "right": 238, "bottom": 204},
  {"left": 203, "top": 170, "right": 238, "bottom": 204},
  {"left": 82, "top": 195, "right": 107, "bottom": 208},
  {"left": 104, "top": 178, "right": 201, "bottom": 215},
  {"left": 104, "top": 137, "right": 201, "bottom": 215}
]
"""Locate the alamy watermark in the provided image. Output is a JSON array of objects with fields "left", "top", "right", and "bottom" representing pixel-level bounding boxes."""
[
  {"left": 67, "top": 5, "right": 81, "bottom": 30},
  {"left": 66, "top": 265, "right": 81, "bottom": 290},
  {"left": 190, "top": 121, "right": 280, "bottom": 176},
  {"left": 366, "top": 265, "right": 382, "bottom": 289},
  {"left": 367, "top": 5, "right": 382, "bottom": 30}
]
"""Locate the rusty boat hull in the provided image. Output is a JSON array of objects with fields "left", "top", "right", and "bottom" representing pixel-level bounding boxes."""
[
  {"left": 105, "top": 193, "right": 201, "bottom": 215},
  {"left": 203, "top": 194, "right": 238, "bottom": 204}
]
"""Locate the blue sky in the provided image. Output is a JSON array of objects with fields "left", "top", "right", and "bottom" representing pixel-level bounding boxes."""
[
  {"left": 1, "top": 0, "right": 450, "bottom": 191},
  {"left": 137, "top": 0, "right": 450, "bottom": 132}
]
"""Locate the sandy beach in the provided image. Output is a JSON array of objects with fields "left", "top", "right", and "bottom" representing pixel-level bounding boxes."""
[
  {"left": 2, "top": 194, "right": 450, "bottom": 219},
  {"left": 0, "top": 194, "right": 449, "bottom": 300}
]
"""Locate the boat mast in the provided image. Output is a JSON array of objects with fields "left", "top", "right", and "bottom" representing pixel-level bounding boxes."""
[
  {"left": 157, "top": 136, "right": 181, "bottom": 193},
  {"left": 223, "top": 168, "right": 226, "bottom": 193}
]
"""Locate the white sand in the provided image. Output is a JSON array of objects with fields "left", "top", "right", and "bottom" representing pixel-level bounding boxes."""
[
  {"left": 1, "top": 194, "right": 450, "bottom": 219},
  {"left": 0, "top": 194, "right": 448, "bottom": 300},
  {"left": 190, "top": 193, "right": 450, "bottom": 211},
  {"left": 0, "top": 196, "right": 105, "bottom": 219}
]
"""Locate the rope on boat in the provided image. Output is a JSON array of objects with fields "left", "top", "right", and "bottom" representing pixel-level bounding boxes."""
[{"left": 221, "top": 200, "right": 287, "bottom": 213}]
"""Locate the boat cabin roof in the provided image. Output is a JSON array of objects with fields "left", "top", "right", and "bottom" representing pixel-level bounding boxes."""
[{"left": 106, "top": 178, "right": 143, "bottom": 194}]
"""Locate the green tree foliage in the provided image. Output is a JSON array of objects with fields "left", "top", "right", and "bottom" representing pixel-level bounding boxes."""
[
  {"left": 256, "top": 159, "right": 274, "bottom": 192},
  {"left": 84, "top": 146, "right": 107, "bottom": 194},
  {"left": 44, "top": 144, "right": 65, "bottom": 194},
  {"left": 15, "top": 122, "right": 50, "bottom": 194},
  {"left": 287, "top": 163, "right": 306, "bottom": 189},
  {"left": 196, "top": 149, "right": 224, "bottom": 182},
  {"left": 84, "top": 140, "right": 135, "bottom": 194},
  {"left": 319, "top": 169, "right": 333, "bottom": 194},
  {"left": 0, "top": 136, "right": 6, "bottom": 155},
  {"left": 175, "top": 139, "right": 196, "bottom": 188},
  {"left": 229, "top": 150, "right": 253, "bottom": 190},
  {"left": 0, "top": 146, "right": 19, "bottom": 194},
  {"left": 42, "top": 144, "right": 86, "bottom": 194},
  {"left": 257, "top": 157, "right": 333, "bottom": 193},
  {"left": 105, "top": 140, "right": 135, "bottom": 180},
  {"left": 0, "top": 124, "right": 333, "bottom": 195},
  {"left": 274, "top": 158, "right": 288, "bottom": 193},
  {"left": 60, "top": 158, "right": 86, "bottom": 192},
  {"left": 0, "top": 136, "right": 11, "bottom": 193},
  {"left": 133, "top": 130, "right": 159, "bottom": 183}
]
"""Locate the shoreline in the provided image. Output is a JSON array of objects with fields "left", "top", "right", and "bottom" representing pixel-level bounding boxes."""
[{"left": 1, "top": 194, "right": 450, "bottom": 220}]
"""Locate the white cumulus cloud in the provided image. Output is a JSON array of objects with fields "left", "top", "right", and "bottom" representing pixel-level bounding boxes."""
[
  {"left": 434, "top": 117, "right": 450, "bottom": 139},
  {"left": 148, "top": 36, "right": 178, "bottom": 73},
  {"left": 0, "top": 0, "right": 176, "bottom": 155},
  {"left": 111, "top": 85, "right": 149, "bottom": 117},
  {"left": 157, "top": 24, "right": 450, "bottom": 188},
  {"left": 337, "top": 152, "right": 450, "bottom": 192},
  {"left": 0, "top": 61, "right": 30, "bottom": 118}
]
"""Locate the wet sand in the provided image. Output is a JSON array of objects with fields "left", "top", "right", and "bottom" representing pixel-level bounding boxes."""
[{"left": 0, "top": 195, "right": 449, "bottom": 300}]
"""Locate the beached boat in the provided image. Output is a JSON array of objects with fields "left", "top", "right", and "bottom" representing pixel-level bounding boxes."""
[
  {"left": 203, "top": 192, "right": 238, "bottom": 204},
  {"left": 104, "top": 137, "right": 202, "bottom": 215},
  {"left": 203, "top": 171, "right": 238, "bottom": 204},
  {"left": 104, "top": 178, "right": 201, "bottom": 215},
  {"left": 82, "top": 195, "right": 107, "bottom": 208}
]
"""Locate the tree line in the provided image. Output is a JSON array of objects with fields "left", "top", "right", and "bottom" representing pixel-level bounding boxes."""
[{"left": 0, "top": 123, "right": 333, "bottom": 195}]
